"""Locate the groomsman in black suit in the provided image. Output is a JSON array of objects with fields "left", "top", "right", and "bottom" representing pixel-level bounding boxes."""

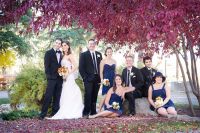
[
  {"left": 140, "top": 56, "right": 157, "bottom": 97},
  {"left": 122, "top": 56, "right": 144, "bottom": 115},
  {"left": 39, "top": 38, "right": 63, "bottom": 120},
  {"left": 79, "top": 39, "right": 102, "bottom": 118}
]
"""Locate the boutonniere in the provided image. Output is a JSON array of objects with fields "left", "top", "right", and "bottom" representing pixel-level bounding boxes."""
[
  {"left": 97, "top": 54, "right": 101, "bottom": 58},
  {"left": 152, "top": 71, "right": 155, "bottom": 76},
  {"left": 130, "top": 72, "right": 136, "bottom": 78}
]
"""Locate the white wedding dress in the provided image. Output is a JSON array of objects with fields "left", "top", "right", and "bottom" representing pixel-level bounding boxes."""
[{"left": 50, "top": 59, "right": 84, "bottom": 119}]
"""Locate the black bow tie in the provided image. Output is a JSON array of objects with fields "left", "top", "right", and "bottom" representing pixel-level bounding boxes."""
[{"left": 56, "top": 50, "right": 61, "bottom": 54}]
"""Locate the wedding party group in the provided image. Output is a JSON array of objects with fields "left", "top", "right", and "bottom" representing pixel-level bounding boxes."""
[{"left": 38, "top": 38, "right": 177, "bottom": 120}]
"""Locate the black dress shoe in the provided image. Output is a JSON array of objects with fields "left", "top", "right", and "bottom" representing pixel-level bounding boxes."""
[
  {"left": 129, "top": 112, "right": 135, "bottom": 117},
  {"left": 90, "top": 112, "right": 97, "bottom": 115},
  {"left": 82, "top": 115, "right": 89, "bottom": 119},
  {"left": 38, "top": 116, "right": 44, "bottom": 120}
]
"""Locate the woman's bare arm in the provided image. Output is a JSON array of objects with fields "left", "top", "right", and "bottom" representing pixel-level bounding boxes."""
[
  {"left": 100, "top": 59, "right": 105, "bottom": 81},
  {"left": 148, "top": 86, "right": 156, "bottom": 108},
  {"left": 162, "top": 84, "right": 170, "bottom": 105},
  {"left": 104, "top": 88, "right": 113, "bottom": 108}
]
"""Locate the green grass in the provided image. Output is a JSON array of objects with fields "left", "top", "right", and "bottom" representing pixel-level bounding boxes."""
[
  {"left": 145, "top": 121, "right": 200, "bottom": 133},
  {"left": 0, "top": 98, "right": 10, "bottom": 105},
  {"left": 70, "top": 121, "right": 200, "bottom": 132},
  {"left": 175, "top": 103, "right": 200, "bottom": 109}
]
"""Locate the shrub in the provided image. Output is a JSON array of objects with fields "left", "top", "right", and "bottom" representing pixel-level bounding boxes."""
[
  {"left": 0, "top": 110, "right": 39, "bottom": 121},
  {"left": 10, "top": 64, "right": 85, "bottom": 112},
  {"left": 0, "top": 98, "right": 10, "bottom": 105},
  {"left": 75, "top": 76, "right": 84, "bottom": 94},
  {"left": 116, "top": 65, "right": 124, "bottom": 74},
  {"left": 9, "top": 65, "right": 47, "bottom": 111}
]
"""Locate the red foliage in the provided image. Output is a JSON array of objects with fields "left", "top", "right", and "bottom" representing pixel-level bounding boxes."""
[{"left": 1, "top": 0, "right": 200, "bottom": 53}]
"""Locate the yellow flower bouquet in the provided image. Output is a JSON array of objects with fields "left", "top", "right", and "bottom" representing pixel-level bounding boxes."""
[
  {"left": 155, "top": 96, "right": 163, "bottom": 108},
  {"left": 102, "top": 79, "right": 110, "bottom": 86},
  {"left": 58, "top": 66, "right": 69, "bottom": 79},
  {"left": 112, "top": 102, "right": 120, "bottom": 110}
]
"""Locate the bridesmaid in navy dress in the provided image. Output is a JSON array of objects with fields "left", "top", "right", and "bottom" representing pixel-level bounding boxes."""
[
  {"left": 89, "top": 74, "right": 135, "bottom": 118},
  {"left": 99, "top": 47, "right": 116, "bottom": 111},
  {"left": 148, "top": 72, "right": 177, "bottom": 117}
]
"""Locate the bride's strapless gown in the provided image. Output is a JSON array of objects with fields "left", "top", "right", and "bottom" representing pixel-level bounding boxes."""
[{"left": 50, "top": 59, "right": 84, "bottom": 119}]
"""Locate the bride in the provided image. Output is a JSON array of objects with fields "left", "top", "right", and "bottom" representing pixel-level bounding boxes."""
[{"left": 49, "top": 41, "right": 84, "bottom": 119}]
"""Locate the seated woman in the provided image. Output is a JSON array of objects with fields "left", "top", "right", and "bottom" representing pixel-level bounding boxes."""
[
  {"left": 89, "top": 74, "right": 134, "bottom": 118},
  {"left": 148, "top": 72, "right": 177, "bottom": 117}
]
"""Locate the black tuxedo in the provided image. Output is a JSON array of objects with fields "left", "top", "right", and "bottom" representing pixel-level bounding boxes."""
[
  {"left": 40, "top": 48, "right": 63, "bottom": 118},
  {"left": 140, "top": 67, "right": 157, "bottom": 97},
  {"left": 79, "top": 50, "right": 102, "bottom": 116},
  {"left": 122, "top": 66, "right": 144, "bottom": 114}
]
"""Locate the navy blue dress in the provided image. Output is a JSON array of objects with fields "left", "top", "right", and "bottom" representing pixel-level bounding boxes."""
[
  {"left": 150, "top": 83, "right": 175, "bottom": 111},
  {"left": 102, "top": 64, "right": 115, "bottom": 95},
  {"left": 105, "top": 93, "right": 123, "bottom": 116}
]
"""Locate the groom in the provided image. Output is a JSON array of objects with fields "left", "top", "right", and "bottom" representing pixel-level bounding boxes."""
[
  {"left": 79, "top": 39, "right": 102, "bottom": 118},
  {"left": 39, "top": 38, "right": 63, "bottom": 120}
]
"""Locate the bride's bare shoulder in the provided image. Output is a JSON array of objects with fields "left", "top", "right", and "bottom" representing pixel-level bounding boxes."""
[{"left": 68, "top": 53, "right": 75, "bottom": 58}]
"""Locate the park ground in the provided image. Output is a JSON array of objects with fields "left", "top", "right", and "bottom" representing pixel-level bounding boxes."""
[
  {"left": 0, "top": 115, "right": 200, "bottom": 132},
  {"left": 0, "top": 82, "right": 200, "bottom": 132},
  {"left": 0, "top": 96, "right": 200, "bottom": 132}
]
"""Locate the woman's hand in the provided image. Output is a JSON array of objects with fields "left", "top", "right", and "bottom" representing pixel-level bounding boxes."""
[
  {"left": 154, "top": 102, "right": 163, "bottom": 109},
  {"left": 106, "top": 104, "right": 112, "bottom": 109}
]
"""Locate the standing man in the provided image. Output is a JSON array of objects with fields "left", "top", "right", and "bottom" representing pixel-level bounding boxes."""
[
  {"left": 39, "top": 38, "right": 63, "bottom": 120},
  {"left": 140, "top": 56, "right": 157, "bottom": 97},
  {"left": 79, "top": 39, "right": 102, "bottom": 118},
  {"left": 122, "top": 56, "right": 144, "bottom": 115}
]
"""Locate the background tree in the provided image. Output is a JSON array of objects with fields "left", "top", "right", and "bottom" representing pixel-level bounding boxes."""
[
  {"left": 0, "top": 30, "right": 29, "bottom": 55},
  {"left": 0, "top": 50, "right": 16, "bottom": 74}
]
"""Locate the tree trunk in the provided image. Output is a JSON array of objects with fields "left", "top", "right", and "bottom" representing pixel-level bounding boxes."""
[
  {"left": 2, "top": 67, "right": 6, "bottom": 75},
  {"left": 181, "top": 36, "right": 196, "bottom": 95},
  {"left": 186, "top": 36, "right": 200, "bottom": 106},
  {"left": 176, "top": 57, "right": 179, "bottom": 81},
  {"left": 173, "top": 47, "right": 196, "bottom": 116},
  {"left": 198, "top": 96, "right": 200, "bottom": 107},
  {"left": 189, "top": 45, "right": 200, "bottom": 106}
]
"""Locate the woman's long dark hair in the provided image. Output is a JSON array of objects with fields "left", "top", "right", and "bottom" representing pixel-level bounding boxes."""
[
  {"left": 112, "top": 74, "right": 123, "bottom": 92},
  {"left": 104, "top": 47, "right": 113, "bottom": 56},
  {"left": 63, "top": 41, "right": 71, "bottom": 55}
]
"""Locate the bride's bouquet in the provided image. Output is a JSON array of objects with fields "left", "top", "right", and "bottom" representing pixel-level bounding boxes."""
[
  {"left": 102, "top": 79, "right": 110, "bottom": 87},
  {"left": 58, "top": 66, "right": 69, "bottom": 80},
  {"left": 112, "top": 102, "right": 120, "bottom": 110},
  {"left": 155, "top": 96, "right": 163, "bottom": 108}
]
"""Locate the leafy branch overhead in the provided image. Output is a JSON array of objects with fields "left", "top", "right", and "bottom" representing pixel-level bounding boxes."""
[
  {"left": 0, "top": 30, "right": 30, "bottom": 55},
  {"left": 1, "top": 0, "right": 200, "bottom": 54}
]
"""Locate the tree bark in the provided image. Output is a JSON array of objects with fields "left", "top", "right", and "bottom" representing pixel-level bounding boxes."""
[
  {"left": 190, "top": 46, "right": 200, "bottom": 106},
  {"left": 2, "top": 67, "right": 6, "bottom": 75},
  {"left": 186, "top": 36, "right": 200, "bottom": 106},
  {"left": 173, "top": 46, "right": 196, "bottom": 116},
  {"left": 181, "top": 36, "right": 200, "bottom": 100}
]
